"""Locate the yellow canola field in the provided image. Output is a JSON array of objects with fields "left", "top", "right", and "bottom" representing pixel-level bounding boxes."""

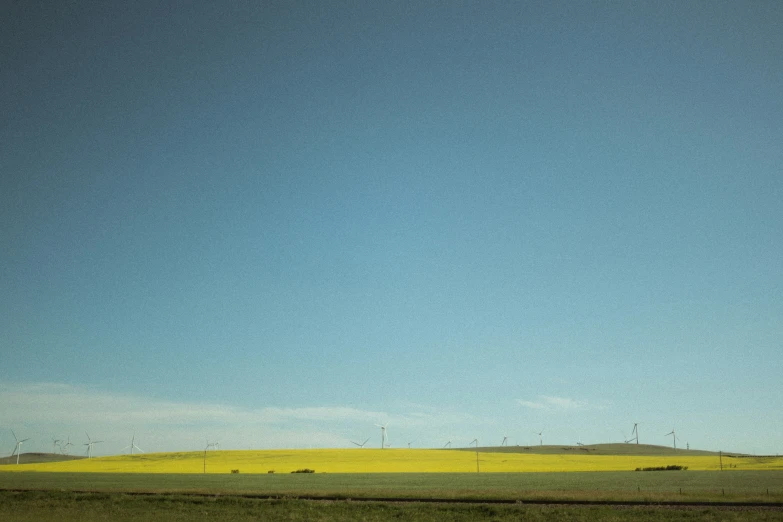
[{"left": 4, "top": 450, "right": 782, "bottom": 474}]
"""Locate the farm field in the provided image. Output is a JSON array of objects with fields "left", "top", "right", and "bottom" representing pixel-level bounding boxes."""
[
  {"left": 4, "top": 448, "right": 782, "bottom": 519},
  {"left": 2, "top": 470, "right": 783, "bottom": 503},
  {"left": 2, "top": 447, "right": 780, "bottom": 474},
  {"left": 2, "top": 490, "right": 782, "bottom": 522}
]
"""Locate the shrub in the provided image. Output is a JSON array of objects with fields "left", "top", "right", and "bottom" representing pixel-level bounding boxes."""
[
  {"left": 291, "top": 468, "right": 315, "bottom": 474},
  {"left": 635, "top": 465, "right": 688, "bottom": 471}
]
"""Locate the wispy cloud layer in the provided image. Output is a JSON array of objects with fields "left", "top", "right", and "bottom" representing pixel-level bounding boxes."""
[
  {"left": 0, "top": 382, "right": 476, "bottom": 455},
  {"left": 517, "top": 395, "right": 589, "bottom": 411}
]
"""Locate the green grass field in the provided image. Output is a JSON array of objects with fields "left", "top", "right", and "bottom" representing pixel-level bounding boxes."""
[
  {"left": 2, "top": 490, "right": 782, "bottom": 522},
  {"left": 3, "top": 447, "right": 781, "bottom": 520},
  {"left": 2, "top": 470, "right": 782, "bottom": 503},
  {"left": 2, "top": 472, "right": 783, "bottom": 521}
]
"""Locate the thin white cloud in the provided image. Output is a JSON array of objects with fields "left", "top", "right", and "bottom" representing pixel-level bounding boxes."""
[
  {"left": 0, "top": 382, "right": 477, "bottom": 455},
  {"left": 0, "top": 383, "right": 386, "bottom": 426},
  {"left": 516, "top": 395, "right": 589, "bottom": 411},
  {"left": 516, "top": 399, "right": 548, "bottom": 409}
]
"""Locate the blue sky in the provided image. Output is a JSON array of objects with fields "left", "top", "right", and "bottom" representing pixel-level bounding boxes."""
[{"left": 2, "top": 1, "right": 781, "bottom": 456}]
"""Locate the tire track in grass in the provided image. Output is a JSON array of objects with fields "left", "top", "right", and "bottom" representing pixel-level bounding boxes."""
[{"left": 2, "top": 488, "right": 782, "bottom": 510}]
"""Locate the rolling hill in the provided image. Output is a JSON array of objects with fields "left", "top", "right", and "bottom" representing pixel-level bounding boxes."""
[
  {"left": 461, "top": 443, "right": 742, "bottom": 457},
  {"left": 0, "top": 453, "right": 86, "bottom": 466}
]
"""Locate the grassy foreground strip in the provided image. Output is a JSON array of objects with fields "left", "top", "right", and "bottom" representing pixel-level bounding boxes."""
[
  {"left": 1, "top": 491, "right": 782, "bottom": 522},
  {"left": 2, "top": 471, "right": 783, "bottom": 503}
]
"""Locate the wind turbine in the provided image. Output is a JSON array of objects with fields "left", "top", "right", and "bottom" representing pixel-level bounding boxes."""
[
  {"left": 84, "top": 432, "right": 104, "bottom": 459},
  {"left": 501, "top": 436, "right": 508, "bottom": 446},
  {"left": 534, "top": 430, "right": 543, "bottom": 446},
  {"left": 374, "top": 423, "right": 388, "bottom": 449},
  {"left": 51, "top": 437, "right": 62, "bottom": 454},
  {"left": 11, "top": 430, "right": 30, "bottom": 465},
  {"left": 351, "top": 438, "right": 370, "bottom": 448},
  {"left": 407, "top": 440, "right": 416, "bottom": 449},
  {"left": 122, "top": 433, "right": 145, "bottom": 455},
  {"left": 628, "top": 423, "right": 639, "bottom": 444},
  {"left": 62, "top": 436, "right": 73, "bottom": 455},
  {"left": 665, "top": 429, "right": 677, "bottom": 450},
  {"left": 444, "top": 440, "right": 452, "bottom": 448}
]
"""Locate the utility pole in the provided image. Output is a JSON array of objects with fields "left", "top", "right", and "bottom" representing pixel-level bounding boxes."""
[
  {"left": 471, "top": 439, "right": 480, "bottom": 473},
  {"left": 204, "top": 441, "right": 217, "bottom": 474},
  {"left": 719, "top": 450, "right": 723, "bottom": 471}
]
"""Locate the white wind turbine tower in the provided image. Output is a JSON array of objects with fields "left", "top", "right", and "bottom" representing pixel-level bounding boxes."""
[
  {"left": 122, "top": 433, "right": 145, "bottom": 455},
  {"left": 84, "top": 432, "right": 104, "bottom": 459},
  {"left": 534, "top": 430, "right": 544, "bottom": 446},
  {"left": 444, "top": 440, "right": 452, "bottom": 448},
  {"left": 52, "top": 437, "right": 62, "bottom": 454},
  {"left": 351, "top": 438, "right": 370, "bottom": 448},
  {"left": 11, "top": 430, "right": 30, "bottom": 465},
  {"left": 501, "top": 436, "right": 508, "bottom": 446},
  {"left": 62, "top": 436, "right": 74, "bottom": 455},
  {"left": 375, "top": 423, "right": 388, "bottom": 449},
  {"left": 665, "top": 429, "right": 677, "bottom": 450}
]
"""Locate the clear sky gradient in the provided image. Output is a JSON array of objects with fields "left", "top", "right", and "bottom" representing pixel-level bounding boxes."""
[{"left": 2, "top": 1, "right": 781, "bottom": 456}]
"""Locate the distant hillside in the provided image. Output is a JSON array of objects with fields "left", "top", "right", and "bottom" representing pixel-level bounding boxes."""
[
  {"left": 457, "top": 443, "right": 743, "bottom": 457},
  {"left": 0, "top": 453, "right": 86, "bottom": 465}
]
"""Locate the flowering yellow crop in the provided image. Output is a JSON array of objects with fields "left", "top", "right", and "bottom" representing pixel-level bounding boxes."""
[{"left": 4, "top": 450, "right": 781, "bottom": 474}]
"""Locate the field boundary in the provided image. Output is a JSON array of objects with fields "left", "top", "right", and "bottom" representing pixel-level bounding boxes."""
[{"left": 3, "top": 488, "right": 782, "bottom": 509}]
